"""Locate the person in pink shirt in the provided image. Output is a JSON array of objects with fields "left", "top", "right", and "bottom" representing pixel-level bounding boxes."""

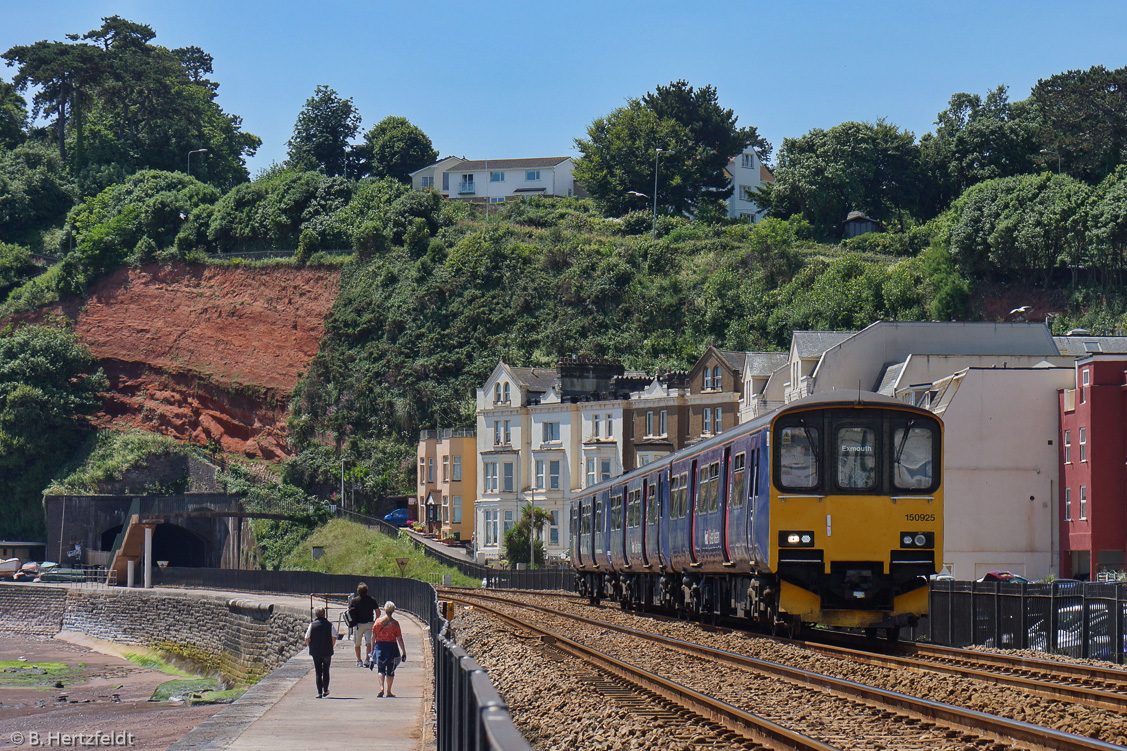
[{"left": 367, "top": 601, "right": 407, "bottom": 697}]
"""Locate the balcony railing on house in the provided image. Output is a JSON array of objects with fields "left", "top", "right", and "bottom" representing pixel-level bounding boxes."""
[
  {"left": 420, "top": 429, "right": 477, "bottom": 440},
  {"left": 458, "top": 181, "right": 476, "bottom": 195}
]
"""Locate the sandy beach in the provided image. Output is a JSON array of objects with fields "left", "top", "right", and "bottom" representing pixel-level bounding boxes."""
[{"left": 0, "top": 634, "right": 224, "bottom": 750}]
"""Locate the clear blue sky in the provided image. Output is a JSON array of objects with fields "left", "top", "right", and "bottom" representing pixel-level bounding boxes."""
[{"left": 4, "top": 1, "right": 1127, "bottom": 176}]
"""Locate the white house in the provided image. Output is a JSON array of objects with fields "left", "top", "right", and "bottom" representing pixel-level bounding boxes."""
[
  {"left": 409, "top": 156, "right": 465, "bottom": 195},
  {"left": 725, "top": 147, "right": 774, "bottom": 221},
  {"left": 438, "top": 157, "right": 577, "bottom": 205}
]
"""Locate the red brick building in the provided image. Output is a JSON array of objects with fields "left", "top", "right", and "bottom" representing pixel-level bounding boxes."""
[{"left": 1058, "top": 355, "right": 1127, "bottom": 579}]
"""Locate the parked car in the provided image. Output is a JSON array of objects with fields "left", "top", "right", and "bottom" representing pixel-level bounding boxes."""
[
  {"left": 383, "top": 508, "right": 411, "bottom": 527},
  {"left": 978, "top": 570, "right": 1030, "bottom": 583}
]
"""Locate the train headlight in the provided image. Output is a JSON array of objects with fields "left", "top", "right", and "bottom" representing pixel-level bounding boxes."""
[
  {"left": 899, "top": 531, "right": 935, "bottom": 549},
  {"left": 779, "top": 531, "right": 815, "bottom": 547}
]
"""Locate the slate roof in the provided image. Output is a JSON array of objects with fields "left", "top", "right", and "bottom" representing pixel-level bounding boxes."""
[
  {"left": 716, "top": 349, "right": 749, "bottom": 372},
  {"left": 874, "top": 362, "right": 906, "bottom": 395},
  {"left": 1053, "top": 336, "right": 1127, "bottom": 356},
  {"left": 450, "top": 157, "right": 571, "bottom": 172},
  {"left": 509, "top": 367, "right": 559, "bottom": 393},
  {"left": 792, "top": 331, "right": 855, "bottom": 358},
  {"left": 743, "top": 352, "right": 788, "bottom": 377}
]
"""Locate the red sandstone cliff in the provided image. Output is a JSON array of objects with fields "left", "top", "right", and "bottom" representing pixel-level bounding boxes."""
[{"left": 28, "top": 262, "right": 340, "bottom": 460}]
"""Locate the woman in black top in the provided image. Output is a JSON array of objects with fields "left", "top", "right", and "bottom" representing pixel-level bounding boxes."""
[{"left": 305, "top": 607, "right": 335, "bottom": 698}]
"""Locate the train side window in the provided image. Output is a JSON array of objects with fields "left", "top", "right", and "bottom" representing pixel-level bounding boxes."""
[
  {"left": 779, "top": 426, "right": 819, "bottom": 489},
  {"left": 595, "top": 500, "right": 604, "bottom": 532},
  {"left": 611, "top": 494, "right": 623, "bottom": 531},
  {"left": 837, "top": 426, "right": 878, "bottom": 489},
  {"left": 732, "top": 453, "right": 746, "bottom": 508},
  {"left": 751, "top": 448, "right": 760, "bottom": 497},
  {"left": 681, "top": 472, "right": 689, "bottom": 516},
  {"left": 646, "top": 484, "right": 658, "bottom": 523},
  {"left": 582, "top": 505, "right": 590, "bottom": 535},
  {"left": 708, "top": 462, "right": 720, "bottom": 512},
  {"left": 892, "top": 425, "right": 935, "bottom": 490},
  {"left": 697, "top": 468, "right": 710, "bottom": 513}
]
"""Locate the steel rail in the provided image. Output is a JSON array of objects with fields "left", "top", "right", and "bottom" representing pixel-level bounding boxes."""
[
  {"left": 795, "top": 639, "right": 1127, "bottom": 713},
  {"left": 446, "top": 590, "right": 1126, "bottom": 751},
  {"left": 444, "top": 594, "right": 840, "bottom": 751},
  {"left": 906, "top": 641, "right": 1127, "bottom": 688}
]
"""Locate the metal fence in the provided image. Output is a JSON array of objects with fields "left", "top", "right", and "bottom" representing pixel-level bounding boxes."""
[
  {"left": 924, "top": 579, "right": 1127, "bottom": 664},
  {"left": 152, "top": 567, "right": 532, "bottom": 751}
]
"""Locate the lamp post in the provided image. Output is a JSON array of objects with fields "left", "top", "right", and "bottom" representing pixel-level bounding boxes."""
[
  {"left": 652, "top": 148, "right": 665, "bottom": 239},
  {"left": 1040, "top": 148, "right": 1061, "bottom": 175},
  {"left": 187, "top": 148, "right": 208, "bottom": 176}
]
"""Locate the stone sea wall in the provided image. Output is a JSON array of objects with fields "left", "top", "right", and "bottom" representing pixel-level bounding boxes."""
[{"left": 0, "top": 583, "right": 306, "bottom": 684}]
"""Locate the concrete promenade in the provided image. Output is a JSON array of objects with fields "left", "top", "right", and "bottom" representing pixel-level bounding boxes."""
[{"left": 168, "top": 589, "right": 432, "bottom": 751}]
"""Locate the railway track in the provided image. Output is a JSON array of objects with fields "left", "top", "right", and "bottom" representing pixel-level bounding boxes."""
[{"left": 442, "top": 589, "right": 1125, "bottom": 751}]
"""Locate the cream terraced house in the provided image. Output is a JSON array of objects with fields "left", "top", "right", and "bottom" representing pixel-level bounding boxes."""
[{"left": 725, "top": 147, "right": 774, "bottom": 221}]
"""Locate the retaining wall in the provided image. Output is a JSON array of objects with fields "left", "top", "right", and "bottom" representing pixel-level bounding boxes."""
[{"left": 0, "top": 583, "right": 306, "bottom": 683}]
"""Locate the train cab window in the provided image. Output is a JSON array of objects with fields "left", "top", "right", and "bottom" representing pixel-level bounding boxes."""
[
  {"left": 892, "top": 424, "right": 935, "bottom": 490},
  {"left": 836, "top": 426, "right": 878, "bottom": 490},
  {"left": 779, "top": 425, "right": 819, "bottom": 489},
  {"left": 732, "top": 453, "right": 746, "bottom": 508}
]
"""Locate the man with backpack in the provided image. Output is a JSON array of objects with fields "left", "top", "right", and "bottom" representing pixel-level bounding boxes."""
[{"left": 347, "top": 582, "right": 379, "bottom": 667}]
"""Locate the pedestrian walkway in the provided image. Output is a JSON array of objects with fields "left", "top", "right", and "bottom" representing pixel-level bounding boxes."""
[{"left": 171, "top": 612, "right": 430, "bottom": 751}]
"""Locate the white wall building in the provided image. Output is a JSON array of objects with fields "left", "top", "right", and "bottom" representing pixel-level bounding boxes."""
[
  {"left": 409, "top": 156, "right": 465, "bottom": 195},
  {"left": 440, "top": 157, "right": 576, "bottom": 205},
  {"left": 725, "top": 147, "right": 774, "bottom": 221}
]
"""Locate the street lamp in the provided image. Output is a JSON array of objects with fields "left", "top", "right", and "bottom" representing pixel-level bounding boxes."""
[
  {"left": 187, "top": 148, "right": 208, "bottom": 176},
  {"left": 652, "top": 148, "right": 666, "bottom": 239},
  {"left": 1040, "top": 148, "right": 1061, "bottom": 175}
]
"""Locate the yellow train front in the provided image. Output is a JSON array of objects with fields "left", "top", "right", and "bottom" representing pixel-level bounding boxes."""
[{"left": 765, "top": 392, "right": 943, "bottom": 634}]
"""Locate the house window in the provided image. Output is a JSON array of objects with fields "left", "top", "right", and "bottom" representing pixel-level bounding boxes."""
[
  {"left": 713, "top": 366, "right": 722, "bottom": 390},
  {"left": 489, "top": 197, "right": 505, "bottom": 204},
  {"left": 490, "top": 171, "right": 505, "bottom": 182},
  {"left": 503, "top": 382, "right": 510, "bottom": 403},
  {"left": 442, "top": 495, "right": 449, "bottom": 523},
  {"left": 586, "top": 458, "right": 595, "bottom": 487},
  {"left": 484, "top": 462, "right": 497, "bottom": 492},
  {"left": 1083, "top": 368, "right": 1090, "bottom": 386},
  {"left": 503, "top": 420, "right": 511, "bottom": 445},
  {"left": 1079, "top": 427, "right": 1087, "bottom": 462},
  {"left": 543, "top": 421, "right": 560, "bottom": 443},
  {"left": 740, "top": 185, "right": 754, "bottom": 201},
  {"left": 703, "top": 409, "right": 712, "bottom": 434},
  {"left": 660, "top": 410, "right": 667, "bottom": 435},
  {"left": 535, "top": 460, "right": 545, "bottom": 489},
  {"left": 1064, "top": 430, "right": 1071, "bottom": 464},
  {"left": 645, "top": 411, "right": 653, "bottom": 436},
  {"left": 452, "top": 456, "right": 462, "bottom": 481},
  {"left": 502, "top": 462, "right": 514, "bottom": 492},
  {"left": 549, "top": 510, "right": 559, "bottom": 545},
  {"left": 494, "top": 383, "right": 502, "bottom": 403},
  {"left": 526, "top": 170, "right": 540, "bottom": 180},
  {"left": 1080, "top": 485, "right": 1087, "bottom": 520},
  {"left": 484, "top": 510, "right": 498, "bottom": 545},
  {"left": 442, "top": 456, "right": 450, "bottom": 482},
  {"left": 600, "top": 458, "right": 612, "bottom": 482},
  {"left": 452, "top": 496, "right": 462, "bottom": 523},
  {"left": 549, "top": 460, "right": 561, "bottom": 490},
  {"left": 593, "top": 414, "right": 600, "bottom": 438},
  {"left": 714, "top": 407, "right": 722, "bottom": 433},
  {"left": 703, "top": 369, "right": 712, "bottom": 390},
  {"left": 1084, "top": 341, "right": 1102, "bottom": 352},
  {"left": 605, "top": 414, "right": 613, "bottom": 438},
  {"left": 1064, "top": 487, "right": 1072, "bottom": 521},
  {"left": 742, "top": 153, "right": 754, "bottom": 168},
  {"left": 427, "top": 457, "right": 434, "bottom": 483},
  {"left": 421, "top": 176, "right": 434, "bottom": 189},
  {"left": 504, "top": 510, "right": 514, "bottom": 535}
]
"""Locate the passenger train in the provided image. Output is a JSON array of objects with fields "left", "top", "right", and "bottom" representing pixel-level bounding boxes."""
[{"left": 569, "top": 391, "right": 943, "bottom": 636}]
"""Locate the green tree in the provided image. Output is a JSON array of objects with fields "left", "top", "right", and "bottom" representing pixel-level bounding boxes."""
[
  {"left": 918, "top": 86, "right": 1037, "bottom": 214},
  {"left": 502, "top": 503, "right": 551, "bottom": 568},
  {"left": 766, "top": 120, "right": 922, "bottom": 239},
  {"left": 358, "top": 116, "right": 438, "bottom": 182},
  {"left": 0, "top": 325, "right": 107, "bottom": 539},
  {"left": 286, "top": 85, "right": 361, "bottom": 177},
  {"left": 1029, "top": 65, "right": 1127, "bottom": 183},
  {"left": 0, "top": 141, "right": 76, "bottom": 245},
  {"left": 0, "top": 78, "right": 27, "bottom": 149},
  {"left": 576, "top": 81, "right": 768, "bottom": 217}
]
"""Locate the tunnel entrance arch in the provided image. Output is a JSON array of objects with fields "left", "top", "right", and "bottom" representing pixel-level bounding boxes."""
[
  {"left": 151, "top": 524, "right": 208, "bottom": 568},
  {"left": 100, "top": 525, "right": 124, "bottom": 552}
]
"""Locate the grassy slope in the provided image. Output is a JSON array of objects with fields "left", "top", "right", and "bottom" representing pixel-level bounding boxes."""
[{"left": 282, "top": 518, "right": 480, "bottom": 586}]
